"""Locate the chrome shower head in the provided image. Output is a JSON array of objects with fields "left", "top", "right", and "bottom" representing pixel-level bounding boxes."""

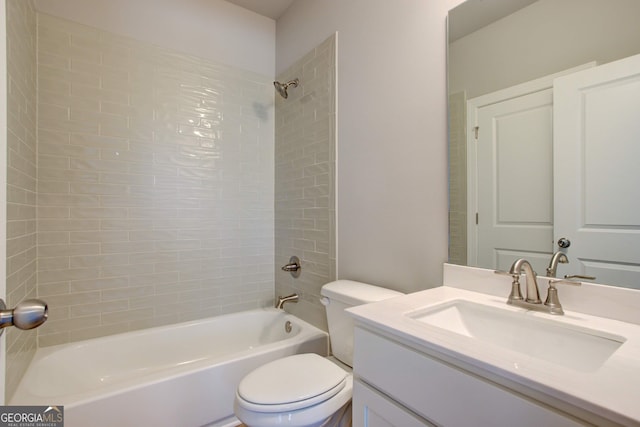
[{"left": 274, "top": 78, "right": 299, "bottom": 99}]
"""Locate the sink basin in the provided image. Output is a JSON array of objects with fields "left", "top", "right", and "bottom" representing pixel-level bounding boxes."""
[{"left": 407, "top": 300, "right": 625, "bottom": 372}]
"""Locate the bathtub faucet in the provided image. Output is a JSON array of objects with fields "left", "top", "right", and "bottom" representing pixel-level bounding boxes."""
[{"left": 275, "top": 294, "right": 299, "bottom": 309}]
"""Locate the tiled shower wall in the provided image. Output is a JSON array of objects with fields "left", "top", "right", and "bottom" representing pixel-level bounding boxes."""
[
  {"left": 6, "top": 0, "right": 38, "bottom": 399},
  {"left": 448, "top": 91, "right": 467, "bottom": 266},
  {"left": 36, "top": 13, "right": 275, "bottom": 347},
  {"left": 274, "top": 35, "right": 336, "bottom": 330}
]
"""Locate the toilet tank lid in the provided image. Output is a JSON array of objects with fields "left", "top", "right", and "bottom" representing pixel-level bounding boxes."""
[{"left": 321, "top": 280, "right": 403, "bottom": 305}]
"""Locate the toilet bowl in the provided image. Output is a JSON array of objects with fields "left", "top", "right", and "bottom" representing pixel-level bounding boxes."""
[
  {"left": 234, "top": 354, "right": 353, "bottom": 427},
  {"left": 233, "top": 280, "right": 403, "bottom": 427}
]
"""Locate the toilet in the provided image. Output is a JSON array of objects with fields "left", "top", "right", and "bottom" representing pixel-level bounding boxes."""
[{"left": 233, "top": 280, "right": 403, "bottom": 427}]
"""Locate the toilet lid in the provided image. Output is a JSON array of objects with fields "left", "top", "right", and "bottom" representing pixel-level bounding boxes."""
[{"left": 237, "top": 353, "right": 348, "bottom": 412}]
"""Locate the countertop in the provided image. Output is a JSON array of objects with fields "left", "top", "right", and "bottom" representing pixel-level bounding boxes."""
[{"left": 348, "top": 273, "right": 640, "bottom": 426}]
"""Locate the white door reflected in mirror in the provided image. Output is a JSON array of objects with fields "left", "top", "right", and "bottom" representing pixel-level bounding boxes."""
[
  {"left": 553, "top": 53, "right": 640, "bottom": 287},
  {"left": 467, "top": 55, "right": 640, "bottom": 287},
  {"left": 448, "top": 0, "right": 640, "bottom": 290}
]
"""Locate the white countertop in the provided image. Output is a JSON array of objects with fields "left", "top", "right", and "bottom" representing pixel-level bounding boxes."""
[{"left": 348, "top": 265, "right": 640, "bottom": 426}]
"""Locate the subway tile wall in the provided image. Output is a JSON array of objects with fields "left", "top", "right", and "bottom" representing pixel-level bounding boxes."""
[
  {"left": 36, "top": 13, "right": 275, "bottom": 346},
  {"left": 6, "top": 0, "right": 38, "bottom": 399},
  {"left": 274, "top": 35, "right": 336, "bottom": 330},
  {"left": 448, "top": 91, "right": 467, "bottom": 266}
]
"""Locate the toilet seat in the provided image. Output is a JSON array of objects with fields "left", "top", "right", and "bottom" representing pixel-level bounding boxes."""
[{"left": 236, "top": 353, "right": 348, "bottom": 413}]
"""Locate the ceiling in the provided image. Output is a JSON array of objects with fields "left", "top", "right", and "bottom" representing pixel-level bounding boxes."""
[{"left": 225, "top": 0, "right": 295, "bottom": 20}]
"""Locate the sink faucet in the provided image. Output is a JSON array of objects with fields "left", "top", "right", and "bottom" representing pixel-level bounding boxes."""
[
  {"left": 275, "top": 293, "right": 299, "bottom": 309},
  {"left": 498, "top": 258, "right": 582, "bottom": 315},
  {"left": 546, "top": 251, "right": 568, "bottom": 277},
  {"left": 509, "top": 258, "right": 541, "bottom": 304}
]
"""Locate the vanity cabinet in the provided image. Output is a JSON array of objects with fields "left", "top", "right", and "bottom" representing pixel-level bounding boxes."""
[
  {"left": 352, "top": 327, "right": 587, "bottom": 427},
  {"left": 353, "top": 380, "right": 434, "bottom": 427}
]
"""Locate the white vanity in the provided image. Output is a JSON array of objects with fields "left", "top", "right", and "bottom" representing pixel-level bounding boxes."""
[{"left": 348, "top": 264, "right": 640, "bottom": 427}]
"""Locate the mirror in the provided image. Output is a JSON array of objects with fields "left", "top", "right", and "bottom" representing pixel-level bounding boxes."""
[{"left": 448, "top": 0, "right": 640, "bottom": 287}]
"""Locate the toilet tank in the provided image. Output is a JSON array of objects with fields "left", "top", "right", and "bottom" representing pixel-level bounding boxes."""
[{"left": 320, "top": 280, "right": 403, "bottom": 367}]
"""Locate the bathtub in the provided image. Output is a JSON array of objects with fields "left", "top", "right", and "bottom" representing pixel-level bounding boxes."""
[{"left": 10, "top": 308, "right": 328, "bottom": 427}]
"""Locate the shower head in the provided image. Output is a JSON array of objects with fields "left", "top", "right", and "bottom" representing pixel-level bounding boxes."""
[{"left": 274, "top": 78, "right": 299, "bottom": 99}]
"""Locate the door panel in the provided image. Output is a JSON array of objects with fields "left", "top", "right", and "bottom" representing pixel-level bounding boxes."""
[
  {"left": 554, "top": 53, "right": 640, "bottom": 288},
  {"left": 474, "top": 89, "right": 554, "bottom": 272}
]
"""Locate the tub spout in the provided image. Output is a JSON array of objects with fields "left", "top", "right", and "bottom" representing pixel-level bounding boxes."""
[{"left": 275, "top": 294, "right": 299, "bottom": 309}]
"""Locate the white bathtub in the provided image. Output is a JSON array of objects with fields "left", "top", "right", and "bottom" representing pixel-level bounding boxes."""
[{"left": 10, "top": 308, "right": 328, "bottom": 427}]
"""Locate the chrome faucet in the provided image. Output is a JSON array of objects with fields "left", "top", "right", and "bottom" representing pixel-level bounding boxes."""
[
  {"left": 546, "top": 251, "right": 568, "bottom": 277},
  {"left": 275, "top": 293, "right": 299, "bottom": 309},
  {"left": 509, "top": 258, "right": 541, "bottom": 304}
]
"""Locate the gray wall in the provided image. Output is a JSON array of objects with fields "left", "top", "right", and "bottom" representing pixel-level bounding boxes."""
[
  {"left": 277, "top": 0, "right": 463, "bottom": 294},
  {"left": 450, "top": 0, "right": 640, "bottom": 99}
]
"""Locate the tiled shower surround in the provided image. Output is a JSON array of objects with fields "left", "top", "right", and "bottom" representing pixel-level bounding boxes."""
[
  {"left": 274, "top": 35, "right": 336, "bottom": 330},
  {"left": 6, "top": 0, "right": 38, "bottom": 398},
  {"left": 35, "top": 14, "right": 275, "bottom": 346},
  {"left": 448, "top": 91, "right": 467, "bottom": 266}
]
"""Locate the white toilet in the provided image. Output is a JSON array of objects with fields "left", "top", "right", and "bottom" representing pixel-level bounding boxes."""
[{"left": 234, "top": 280, "right": 403, "bottom": 427}]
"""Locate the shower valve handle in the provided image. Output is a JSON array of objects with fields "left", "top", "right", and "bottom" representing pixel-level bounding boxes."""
[
  {"left": 281, "top": 256, "right": 301, "bottom": 278},
  {"left": 281, "top": 263, "right": 300, "bottom": 272}
]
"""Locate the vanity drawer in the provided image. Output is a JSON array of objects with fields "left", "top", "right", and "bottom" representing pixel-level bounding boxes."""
[{"left": 353, "top": 327, "right": 587, "bottom": 427}]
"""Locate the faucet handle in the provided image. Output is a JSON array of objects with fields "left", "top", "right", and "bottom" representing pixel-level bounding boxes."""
[
  {"left": 544, "top": 279, "right": 581, "bottom": 315},
  {"left": 281, "top": 256, "right": 301, "bottom": 278},
  {"left": 494, "top": 269, "right": 520, "bottom": 281},
  {"left": 494, "top": 270, "right": 512, "bottom": 276},
  {"left": 549, "top": 278, "right": 582, "bottom": 287},
  {"left": 564, "top": 274, "right": 596, "bottom": 281},
  {"left": 495, "top": 270, "right": 524, "bottom": 303}
]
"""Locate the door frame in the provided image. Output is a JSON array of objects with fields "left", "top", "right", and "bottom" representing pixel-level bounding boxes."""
[{"left": 0, "top": 0, "right": 8, "bottom": 404}]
